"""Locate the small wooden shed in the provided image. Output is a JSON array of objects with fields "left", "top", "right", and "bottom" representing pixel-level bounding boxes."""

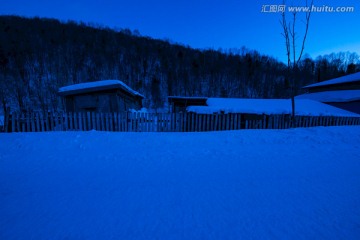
[{"left": 58, "top": 80, "right": 144, "bottom": 112}]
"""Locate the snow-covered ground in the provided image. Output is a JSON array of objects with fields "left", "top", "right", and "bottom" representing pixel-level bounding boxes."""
[{"left": 1, "top": 127, "right": 360, "bottom": 239}]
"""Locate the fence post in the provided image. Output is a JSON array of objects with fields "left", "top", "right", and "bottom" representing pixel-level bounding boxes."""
[
  {"left": 72, "top": 112, "right": 77, "bottom": 130},
  {"left": 110, "top": 112, "right": 115, "bottom": 131},
  {"left": 203, "top": 114, "right": 207, "bottom": 131},
  {"left": 62, "top": 112, "right": 67, "bottom": 131},
  {"left": 39, "top": 112, "right": 44, "bottom": 132},
  {"left": 225, "top": 114, "right": 230, "bottom": 130},
  {"left": 3, "top": 109, "right": 10, "bottom": 132},
  {"left": 78, "top": 112, "right": 83, "bottom": 131},
  {"left": 67, "top": 112, "right": 72, "bottom": 130},
  {"left": 178, "top": 113, "right": 182, "bottom": 132},
  {"left": 44, "top": 112, "right": 49, "bottom": 131},
  {"left": 35, "top": 112, "right": 40, "bottom": 132},
  {"left": 29, "top": 112, "right": 34, "bottom": 132},
  {"left": 11, "top": 112, "right": 16, "bottom": 132}
]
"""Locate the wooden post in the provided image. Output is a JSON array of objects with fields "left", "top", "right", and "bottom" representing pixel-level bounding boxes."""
[
  {"left": 34, "top": 112, "right": 40, "bottom": 132},
  {"left": 145, "top": 113, "right": 150, "bottom": 132},
  {"left": 232, "top": 114, "right": 236, "bottom": 130},
  {"left": 81, "top": 112, "right": 86, "bottom": 131},
  {"left": 182, "top": 113, "right": 186, "bottom": 132},
  {"left": 78, "top": 112, "right": 83, "bottom": 131},
  {"left": 238, "top": 114, "right": 242, "bottom": 129},
  {"left": 72, "top": 112, "right": 77, "bottom": 130},
  {"left": 110, "top": 112, "right": 114, "bottom": 131},
  {"left": 67, "top": 112, "right": 72, "bottom": 130},
  {"left": 19, "top": 113, "right": 24, "bottom": 132},
  {"left": 118, "top": 112, "right": 122, "bottom": 132},
  {"left": 49, "top": 112, "right": 54, "bottom": 131},
  {"left": 204, "top": 114, "right": 209, "bottom": 131},
  {"left": 25, "top": 112, "right": 30, "bottom": 132},
  {"left": 90, "top": 112, "right": 95, "bottom": 130},
  {"left": 30, "top": 112, "right": 36, "bottom": 132},
  {"left": 184, "top": 113, "right": 188, "bottom": 132},
  {"left": 226, "top": 114, "right": 230, "bottom": 130},
  {"left": 112, "top": 113, "right": 117, "bottom": 131},
  {"left": 98, "top": 112, "right": 102, "bottom": 131},
  {"left": 43, "top": 112, "right": 48, "bottom": 131},
  {"left": 3, "top": 110, "right": 10, "bottom": 133},
  {"left": 10, "top": 112, "right": 15, "bottom": 132},
  {"left": 60, "top": 112, "right": 64, "bottom": 131},
  {"left": 177, "top": 113, "right": 181, "bottom": 132},
  {"left": 124, "top": 112, "right": 128, "bottom": 132},
  {"left": 105, "top": 112, "right": 109, "bottom": 131},
  {"left": 218, "top": 114, "right": 222, "bottom": 130},
  {"left": 203, "top": 114, "right": 206, "bottom": 131},
  {"left": 213, "top": 114, "right": 218, "bottom": 131},
  {"left": 164, "top": 113, "right": 167, "bottom": 132},
  {"left": 154, "top": 113, "right": 159, "bottom": 132},
  {"left": 62, "top": 112, "right": 67, "bottom": 131},
  {"left": 220, "top": 114, "right": 225, "bottom": 131},
  {"left": 189, "top": 113, "right": 191, "bottom": 132},
  {"left": 38, "top": 112, "right": 43, "bottom": 132},
  {"left": 298, "top": 116, "right": 303, "bottom": 128},
  {"left": 164, "top": 113, "right": 168, "bottom": 132},
  {"left": 137, "top": 112, "right": 141, "bottom": 132}
]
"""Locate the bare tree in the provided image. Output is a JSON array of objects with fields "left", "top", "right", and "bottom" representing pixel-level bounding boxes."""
[{"left": 280, "top": 0, "right": 313, "bottom": 125}]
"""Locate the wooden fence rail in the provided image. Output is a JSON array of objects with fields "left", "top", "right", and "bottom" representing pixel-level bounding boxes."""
[{"left": 3, "top": 112, "right": 360, "bottom": 133}]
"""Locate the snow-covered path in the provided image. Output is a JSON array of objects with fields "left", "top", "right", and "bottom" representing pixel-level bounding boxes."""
[{"left": 1, "top": 127, "right": 360, "bottom": 239}]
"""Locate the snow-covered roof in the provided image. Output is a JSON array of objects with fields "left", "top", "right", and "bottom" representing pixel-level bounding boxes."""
[
  {"left": 296, "top": 90, "right": 360, "bottom": 103},
  {"left": 186, "top": 98, "right": 359, "bottom": 117},
  {"left": 303, "top": 72, "right": 360, "bottom": 88},
  {"left": 58, "top": 80, "right": 144, "bottom": 98}
]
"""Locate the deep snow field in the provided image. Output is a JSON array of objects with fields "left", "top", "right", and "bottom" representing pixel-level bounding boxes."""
[{"left": 1, "top": 127, "right": 360, "bottom": 239}]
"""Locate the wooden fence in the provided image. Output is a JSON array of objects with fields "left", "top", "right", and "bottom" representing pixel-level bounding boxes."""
[{"left": 3, "top": 111, "right": 360, "bottom": 133}]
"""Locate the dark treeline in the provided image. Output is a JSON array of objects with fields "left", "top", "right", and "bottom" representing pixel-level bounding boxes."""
[{"left": 0, "top": 15, "right": 359, "bottom": 113}]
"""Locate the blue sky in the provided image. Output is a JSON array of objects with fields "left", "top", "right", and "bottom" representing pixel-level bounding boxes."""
[{"left": 1, "top": 0, "right": 359, "bottom": 63}]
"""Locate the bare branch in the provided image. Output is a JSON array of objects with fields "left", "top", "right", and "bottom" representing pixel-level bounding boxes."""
[
  {"left": 296, "top": 0, "right": 313, "bottom": 65},
  {"left": 291, "top": 12, "right": 297, "bottom": 69},
  {"left": 280, "top": 2, "right": 291, "bottom": 68}
]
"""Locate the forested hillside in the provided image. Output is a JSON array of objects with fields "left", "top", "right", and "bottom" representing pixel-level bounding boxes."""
[{"left": 0, "top": 15, "right": 359, "bottom": 113}]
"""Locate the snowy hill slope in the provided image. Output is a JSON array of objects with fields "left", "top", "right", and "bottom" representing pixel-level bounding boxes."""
[{"left": 1, "top": 127, "right": 360, "bottom": 239}]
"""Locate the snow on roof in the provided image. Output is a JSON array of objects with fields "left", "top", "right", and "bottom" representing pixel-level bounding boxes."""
[
  {"left": 296, "top": 90, "right": 360, "bottom": 103},
  {"left": 186, "top": 98, "right": 359, "bottom": 117},
  {"left": 303, "top": 72, "right": 360, "bottom": 88},
  {"left": 58, "top": 80, "right": 144, "bottom": 98}
]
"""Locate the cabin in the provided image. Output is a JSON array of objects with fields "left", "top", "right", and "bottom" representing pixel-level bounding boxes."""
[
  {"left": 169, "top": 96, "right": 358, "bottom": 117},
  {"left": 297, "top": 72, "right": 360, "bottom": 114},
  {"left": 169, "top": 97, "right": 359, "bottom": 130},
  {"left": 185, "top": 98, "right": 358, "bottom": 117},
  {"left": 58, "top": 80, "right": 144, "bottom": 112}
]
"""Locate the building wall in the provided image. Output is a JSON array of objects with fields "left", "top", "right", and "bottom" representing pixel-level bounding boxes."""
[
  {"left": 64, "top": 90, "right": 142, "bottom": 112},
  {"left": 308, "top": 82, "right": 360, "bottom": 93},
  {"left": 326, "top": 101, "right": 360, "bottom": 114}
]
